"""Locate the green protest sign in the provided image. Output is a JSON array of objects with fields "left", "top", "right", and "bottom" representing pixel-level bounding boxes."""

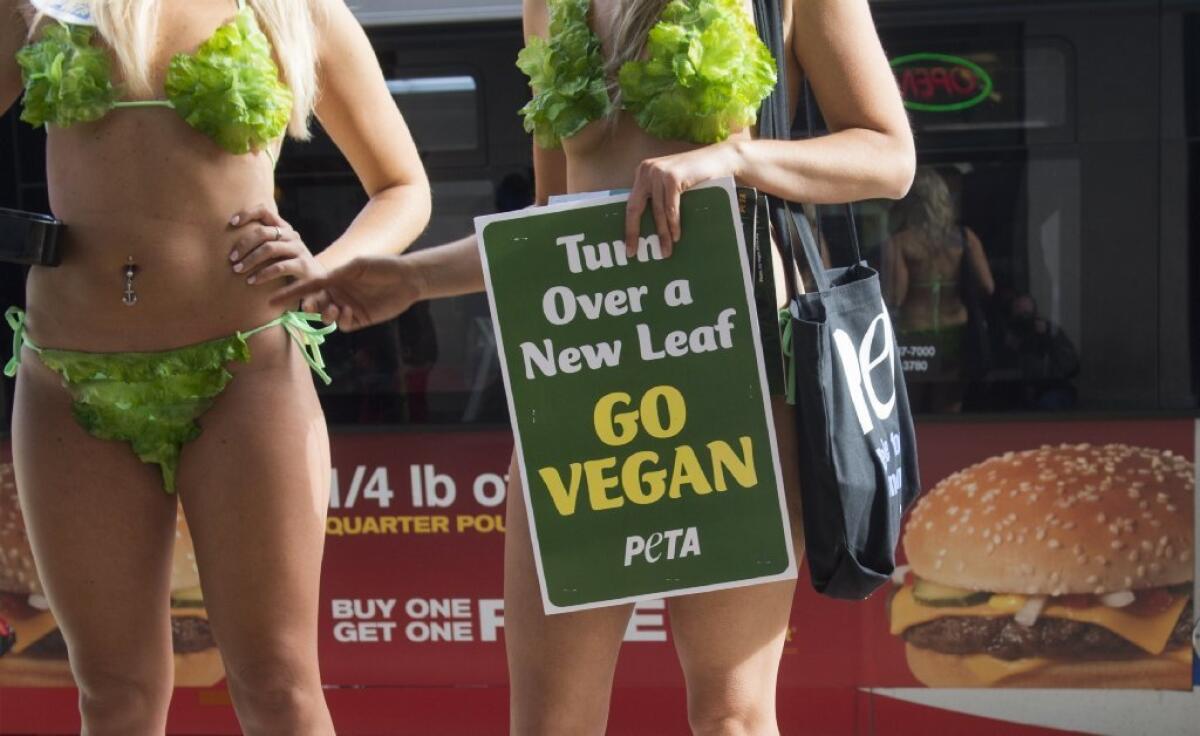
[{"left": 477, "top": 178, "right": 796, "bottom": 613}]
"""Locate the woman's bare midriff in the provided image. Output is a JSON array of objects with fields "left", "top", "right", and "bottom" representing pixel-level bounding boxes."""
[{"left": 25, "top": 108, "right": 284, "bottom": 352}]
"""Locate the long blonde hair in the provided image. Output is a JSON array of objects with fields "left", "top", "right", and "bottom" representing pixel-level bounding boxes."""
[
  {"left": 29, "top": 0, "right": 321, "bottom": 139},
  {"left": 601, "top": 0, "right": 669, "bottom": 109},
  {"left": 896, "top": 167, "right": 956, "bottom": 245}
]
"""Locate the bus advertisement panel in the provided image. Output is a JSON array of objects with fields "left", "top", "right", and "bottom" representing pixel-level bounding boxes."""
[{"left": 1, "top": 419, "right": 1195, "bottom": 734}]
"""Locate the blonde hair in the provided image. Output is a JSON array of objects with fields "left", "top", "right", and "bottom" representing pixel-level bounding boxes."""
[
  {"left": 601, "top": 0, "right": 669, "bottom": 110},
  {"left": 896, "top": 167, "right": 956, "bottom": 244},
  {"left": 29, "top": 0, "right": 320, "bottom": 139}
]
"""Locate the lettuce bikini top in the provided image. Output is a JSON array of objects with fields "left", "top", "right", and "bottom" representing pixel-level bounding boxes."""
[
  {"left": 16, "top": 0, "right": 292, "bottom": 155},
  {"left": 517, "top": 0, "right": 776, "bottom": 148}
]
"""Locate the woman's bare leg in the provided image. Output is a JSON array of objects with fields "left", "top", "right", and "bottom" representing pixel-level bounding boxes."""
[
  {"left": 12, "top": 352, "right": 178, "bottom": 735},
  {"left": 669, "top": 398, "right": 805, "bottom": 736},
  {"left": 504, "top": 454, "right": 634, "bottom": 735},
  {"left": 176, "top": 329, "right": 333, "bottom": 736}
]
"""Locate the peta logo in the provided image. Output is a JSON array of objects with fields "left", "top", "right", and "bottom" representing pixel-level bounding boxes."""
[
  {"left": 832, "top": 302, "right": 898, "bottom": 436},
  {"left": 624, "top": 527, "right": 701, "bottom": 567}
]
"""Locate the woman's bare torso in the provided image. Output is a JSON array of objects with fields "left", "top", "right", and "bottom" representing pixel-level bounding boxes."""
[
  {"left": 566, "top": 0, "right": 800, "bottom": 186},
  {"left": 25, "top": 0, "right": 284, "bottom": 351},
  {"left": 562, "top": 0, "right": 799, "bottom": 304},
  {"left": 893, "top": 227, "right": 968, "bottom": 332}
]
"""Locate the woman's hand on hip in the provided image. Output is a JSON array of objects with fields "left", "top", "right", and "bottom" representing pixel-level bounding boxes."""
[
  {"left": 228, "top": 205, "right": 329, "bottom": 311},
  {"left": 624, "top": 140, "right": 741, "bottom": 258},
  {"left": 268, "top": 255, "right": 425, "bottom": 332}
]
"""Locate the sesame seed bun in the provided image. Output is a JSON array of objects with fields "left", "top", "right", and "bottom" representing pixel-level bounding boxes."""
[
  {"left": 171, "top": 516, "right": 201, "bottom": 594},
  {"left": 903, "top": 444, "right": 1194, "bottom": 595},
  {"left": 903, "top": 643, "right": 1193, "bottom": 689},
  {"left": 0, "top": 465, "right": 42, "bottom": 597},
  {"left": 0, "top": 463, "right": 201, "bottom": 596},
  {"left": 0, "top": 621, "right": 225, "bottom": 688},
  {"left": 0, "top": 463, "right": 223, "bottom": 688},
  {"left": 0, "top": 652, "right": 75, "bottom": 687}
]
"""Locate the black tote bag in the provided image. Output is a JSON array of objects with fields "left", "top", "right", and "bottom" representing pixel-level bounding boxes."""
[{"left": 752, "top": 0, "right": 921, "bottom": 599}]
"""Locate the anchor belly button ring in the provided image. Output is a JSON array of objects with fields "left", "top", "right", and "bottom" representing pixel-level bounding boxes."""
[{"left": 122, "top": 257, "right": 139, "bottom": 306}]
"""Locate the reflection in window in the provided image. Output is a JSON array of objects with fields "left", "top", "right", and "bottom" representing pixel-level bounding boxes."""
[
  {"left": 388, "top": 75, "right": 479, "bottom": 153},
  {"left": 885, "top": 35, "right": 1073, "bottom": 144},
  {"left": 864, "top": 159, "right": 1082, "bottom": 415},
  {"left": 902, "top": 45, "right": 1069, "bottom": 134}
]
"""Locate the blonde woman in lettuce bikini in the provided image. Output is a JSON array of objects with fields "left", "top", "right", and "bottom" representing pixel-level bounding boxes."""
[
  {"left": 279, "top": 0, "right": 912, "bottom": 732},
  {"left": 0, "top": 0, "right": 430, "bottom": 732}
]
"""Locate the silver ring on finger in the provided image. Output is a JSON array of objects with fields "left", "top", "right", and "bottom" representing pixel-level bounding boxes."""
[{"left": 274, "top": 225, "right": 283, "bottom": 241}]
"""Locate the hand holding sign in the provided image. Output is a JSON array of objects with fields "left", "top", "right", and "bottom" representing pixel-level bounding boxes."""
[
  {"left": 623, "top": 143, "right": 743, "bottom": 256},
  {"left": 477, "top": 178, "right": 795, "bottom": 613}
]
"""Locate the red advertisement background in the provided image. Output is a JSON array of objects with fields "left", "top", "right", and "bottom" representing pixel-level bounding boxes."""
[{"left": 1, "top": 419, "right": 1194, "bottom": 734}]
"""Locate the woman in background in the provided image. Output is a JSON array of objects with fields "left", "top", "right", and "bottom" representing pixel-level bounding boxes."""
[{"left": 883, "top": 166, "right": 994, "bottom": 413}]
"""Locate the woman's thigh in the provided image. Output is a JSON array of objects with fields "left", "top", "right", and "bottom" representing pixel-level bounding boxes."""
[
  {"left": 175, "top": 329, "right": 330, "bottom": 683},
  {"left": 12, "top": 352, "right": 178, "bottom": 690},
  {"left": 667, "top": 396, "right": 803, "bottom": 711},
  {"left": 503, "top": 453, "right": 633, "bottom": 731},
  {"left": 771, "top": 396, "right": 805, "bottom": 554}
]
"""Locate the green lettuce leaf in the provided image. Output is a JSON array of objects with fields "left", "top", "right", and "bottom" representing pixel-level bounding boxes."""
[
  {"left": 516, "top": 0, "right": 611, "bottom": 149},
  {"left": 164, "top": 7, "right": 292, "bottom": 155},
  {"left": 39, "top": 334, "right": 252, "bottom": 493},
  {"left": 16, "top": 23, "right": 116, "bottom": 128},
  {"left": 618, "top": 0, "right": 776, "bottom": 144}
]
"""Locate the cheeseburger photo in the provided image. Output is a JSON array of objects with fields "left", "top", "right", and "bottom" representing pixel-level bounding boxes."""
[
  {"left": 890, "top": 444, "right": 1194, "bottom": 688},
  {"left": 0, "top": 463, "right": 224, "bottom": 687}
]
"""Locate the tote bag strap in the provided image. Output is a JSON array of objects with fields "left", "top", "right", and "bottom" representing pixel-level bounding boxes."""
[
  {"left": 752, "top": 0, "right": 862, "bottom": 293},
  {"left": 801, "top": 82, "right": 864, "bottom": 267}
]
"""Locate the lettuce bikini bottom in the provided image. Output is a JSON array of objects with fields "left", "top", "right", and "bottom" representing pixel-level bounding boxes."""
[{"left": 4, "top": 308, "right": 335, "bottom": 494}]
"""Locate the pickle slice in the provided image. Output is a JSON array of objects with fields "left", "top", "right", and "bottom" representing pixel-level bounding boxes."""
[
  {"left": 171, "top": 585, "right": 205, "bottom": 608},
  {"left": 912, "top": 578, "right": 991, "bottom": 607}
]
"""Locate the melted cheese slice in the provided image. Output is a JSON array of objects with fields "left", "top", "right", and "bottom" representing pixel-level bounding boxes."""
[
  {"left": 953, "top": 647, "right": 1193, "bottom": 686},
  {"left": 960, "top": 654, "right": 1055, "bottom": 686},
  {"left": 890, "top": 586, "right": 1190, "bottom": 655}
]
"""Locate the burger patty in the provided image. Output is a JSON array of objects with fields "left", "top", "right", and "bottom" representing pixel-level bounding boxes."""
[
  {"left": 172, "top": 615, "right": 217, "bottom": 654},
  {"left": 23, "top": 615, "right": 216, "bottom": 658},
  {"left": 903, "top": 600, "right": 1193, "bottom": 661}
]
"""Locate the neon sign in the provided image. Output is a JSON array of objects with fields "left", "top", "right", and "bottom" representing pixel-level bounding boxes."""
[{"left": 890, "top": 53, "right": 993, "bottom": 113}]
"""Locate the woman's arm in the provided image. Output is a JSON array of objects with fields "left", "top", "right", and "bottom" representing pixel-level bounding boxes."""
[
  {"left": 273, "top": 0, "right": 566, "bottom": 328},
  {"left": 521, "top": 0, "right": 571, "bottom": 203},
  {"left": 624, "top": 0, "right": 915, "bottom": 250},
  {"left": 0, "top": 0, "right": 26, "bottom": 117},
  {"left": 964, "top": 227, "right": 995, "bottom": 296},
  {"left": 377, "top": 0, "right": 569, "bottom": 302},
  {"left": 309, "top": 0, "right": 431, "bottom": 270},
  {"left": 391, "top": 0, "right": 569, "bottom": 303},
  {"left": 738, "top": 0, "right": 915, "bottom": 202}
]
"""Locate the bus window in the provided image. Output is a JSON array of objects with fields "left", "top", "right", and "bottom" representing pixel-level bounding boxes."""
[
  {"left": 1185, "top": 13, "right": 1200, "bottom": 405},
  {"left": 865, "top": 159, "right": 1083, "bottom": 415},
  {"left": 892, "top": 39, "right": 1072, "bottom": 140},
  {"left": 1187, "top": 14, "right": 1200, "bottom": 140},
  {"left": 387, "top": 75, "right": 480, "bottom": 153},
  {"left": 276, "top": 169, "right": 527, "bottom": 427}
]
